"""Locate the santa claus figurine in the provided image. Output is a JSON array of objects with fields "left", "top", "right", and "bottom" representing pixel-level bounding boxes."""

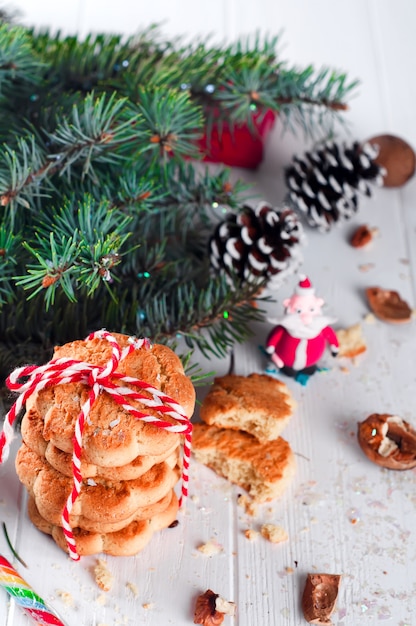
[{"left": 266, "top": 275, "right": 339, "bottom": 377}]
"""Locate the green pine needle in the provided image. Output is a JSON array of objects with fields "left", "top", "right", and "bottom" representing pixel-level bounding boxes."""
[{"left": 2, "top": 522, "right": 28, "bottom": 568}]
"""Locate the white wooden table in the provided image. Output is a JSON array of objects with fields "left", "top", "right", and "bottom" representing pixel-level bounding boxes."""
[{"left": 1, "top": 2, "right": 416, "bottom": 624}]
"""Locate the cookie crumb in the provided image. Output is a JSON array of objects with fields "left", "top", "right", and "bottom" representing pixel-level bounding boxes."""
[
  {"left": 237, "top": 494, "right": 258, "bottom": 516},
  {"left": 126, "top": 582, "right": 138, "bottom": 597},
  {"left": 94, "top": 558, "right": 114, "bottom": 592},
  {"left": 260, "top": 524, "right": 289, "bottom": 544},
  {"left": 56, "top": 590, "right": 74, "bottom": 606},
  {"left": 244, "top": 529, "right": 259, "bottom": 541},
  {"left": 197, "top": 540, "right": 223, "bottom": 556},
  {"left": 364, "top": 312, "right": 376, "bottom": 324},
  {"left": 142, "top": 602, "right": 154, "bottom": 610},
  {"left": 336, "top": 323, "right": 367, "bottom": 358}
]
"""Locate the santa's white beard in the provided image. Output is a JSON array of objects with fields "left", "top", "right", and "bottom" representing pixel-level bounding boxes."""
[{"left": 275, "top": 314, "right": 336, "bottom": 339}]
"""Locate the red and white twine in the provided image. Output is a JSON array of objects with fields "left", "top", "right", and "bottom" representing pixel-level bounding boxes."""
[{"left": 0, "top": 330, "right": 193, "bottom": 561}]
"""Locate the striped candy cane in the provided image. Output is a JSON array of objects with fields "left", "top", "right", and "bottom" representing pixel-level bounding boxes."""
[
  {"left": 0, "top": 330, "right": 193, "bottom": 560},
  {"left": 0, "top": 554, "right": 67, "bottom": 625}
]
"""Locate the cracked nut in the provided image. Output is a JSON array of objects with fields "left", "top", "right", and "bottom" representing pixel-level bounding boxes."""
[
  {"left": 367, "top": 134, "right": 415, "bottom": 187},
  {"left": 350, "top": 224, "right": 373, "bottom": 248},
  {"left": 358, "top": 413, "right": 416, "bottom": 470},
  {"left": 301, "top": 573, "right": 341, "bottom": 625},
  {"left": 193, "top": 590, "right": 235, "bottom": 625},
  {"left": 366, "top": 286, "right": 412, "bottom": 323},
  {"left": 194, "top": 590, "right": 224, "bottom": 626}
]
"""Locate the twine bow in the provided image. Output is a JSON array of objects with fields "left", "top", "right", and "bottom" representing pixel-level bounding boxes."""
[{"left": 0, "top": 330, "right": 193, "bottom": 561}]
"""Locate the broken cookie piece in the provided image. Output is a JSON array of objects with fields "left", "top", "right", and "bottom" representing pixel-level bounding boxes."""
[
  {"left": 357, "top": 413, "right": 416, "bottom": 470},
  {"left": 260, "top": 523, "right": 288, "bottom": 544},
  {"left": 93, "top": 558, "right": 114, "bottom": 592},
  {"left": 199, "top": 373, "right": 295, "bottom": 443},
  {"left": 336, "top": 323, "right": 367, "bottom": 359},
  {"left": 366, "top": 286, "right": 412, "bottom": 323},
  {"left": 301, "top": 573, "right": 341, "bottom": 625},
  {"left": 197, "top": 540, "right": 223, "bottom": 556},
  {"left": 192, "top": 424, "right": 295, "bottom": 503}
]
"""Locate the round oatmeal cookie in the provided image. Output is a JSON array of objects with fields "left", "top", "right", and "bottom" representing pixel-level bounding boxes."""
[
  {"left": 28, "top": 492, "right": 179, "bottom": 557},
  {"left": 16, "top": 444, "right": 180, "bottom": 526},
  {"left": 22, "top": 333, "right": 195, "bottom": 467},
  {"left": 21, "top": 406, "right": 180, "bottom": 481}
]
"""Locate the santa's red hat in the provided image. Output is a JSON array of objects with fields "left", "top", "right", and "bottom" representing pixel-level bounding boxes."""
[{"left": 295, "top": 274, "right": 315, "bottom": 295}]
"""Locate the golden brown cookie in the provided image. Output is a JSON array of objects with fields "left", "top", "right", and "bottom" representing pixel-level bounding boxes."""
[
  {"left": 199, "top": 373, "right": 295, "bottom": 443},
  {"left": 54, "top": 333, "right": 195, "bottom": 417},
  {"left": 23, "top": 333, "right": 195, "bottom": 468},
  {"left": 15, "top": 333, "right": 194, "bottom": 556},
  {"left": 16, "top": 444, "right": 180, "bottom": 526},
  {"left": 192, "top": 423, "right": 295, "bottom": 502},
  {"left": 21, "top": 406, "right": 180, "bottom": 481},
  {"left": 28, "top": 492, "right": 179, "bottom": 557},
  {"left": 68, "top": 490, "right": 176, "bottom": 534}
]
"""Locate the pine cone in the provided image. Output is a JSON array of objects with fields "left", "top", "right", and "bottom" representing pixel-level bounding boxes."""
[
  {"left": 285, "top": 140, "right": 385, "bottom": 231},
  {"left": 209, "top": 203, "right": 305, "bottom": 289}
]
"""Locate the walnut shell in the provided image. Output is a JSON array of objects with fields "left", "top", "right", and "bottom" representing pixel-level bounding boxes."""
[
  {"left": 350, "top": 224, "right": 373, "bottom": 248},
  {"left": 358, "top": 413, "right": 416, "bottom": 470},
  {"left": 367, "top": 134, "right": 415, "bottom": 187},
  {"left": 301, "top": 573, "right": 341, "bottom": 624},
  {"left": 366, "top": 286, "right": 412, "bottom": 323},
  {"left": 194, "top": 590, "right": 224, "bottom": 626}
]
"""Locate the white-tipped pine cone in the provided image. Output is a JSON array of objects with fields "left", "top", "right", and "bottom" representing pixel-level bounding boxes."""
[
  {"left": 209, "top": 203, "right": 305, "bottom": 289},
  {"left": 285, "top": 140, "right": 385, "bottom": 232}
]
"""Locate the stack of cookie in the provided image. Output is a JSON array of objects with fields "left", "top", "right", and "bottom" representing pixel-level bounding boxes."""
[
  {"left": 192, "top": 373, "right": 296, "bottom": 502},
  {"left": 15, "top": 333, "right": 195, "bottom": 557}
]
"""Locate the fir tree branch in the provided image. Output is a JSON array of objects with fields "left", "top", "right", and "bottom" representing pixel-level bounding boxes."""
[
  {"left": 14, "top": 195, "right": 134, "bottom": 306},
  {"left": 135, "top": 88, "right": 204, "bottom": 161},
  {"left": 0, "top": 23, "right": 46, "bottom": 88},
  {"left": 0, "top": 135, "right": 51, "bottom": 223},
  {"left": 0, "top": 226, "right": 20, "bottom": 304},
  {"left": 48, "top": 91, "right": 145, "bottom": 180},
  {"left": 0, "top": 22, "right": 354, "bottom": 369}
]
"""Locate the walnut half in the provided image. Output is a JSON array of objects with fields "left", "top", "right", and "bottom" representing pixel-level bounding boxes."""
[
  {"left": 301, "top": 573, "right": 341, "bottom": 625},
  {"left": 350, "top": 224, "right": 373, "bottom": 248},
  {"left": 357, "top": 413, "right": 416, "bottom": 470},
  {"left": 193, "top": 590, "right": 235, "bottom": 626}
]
